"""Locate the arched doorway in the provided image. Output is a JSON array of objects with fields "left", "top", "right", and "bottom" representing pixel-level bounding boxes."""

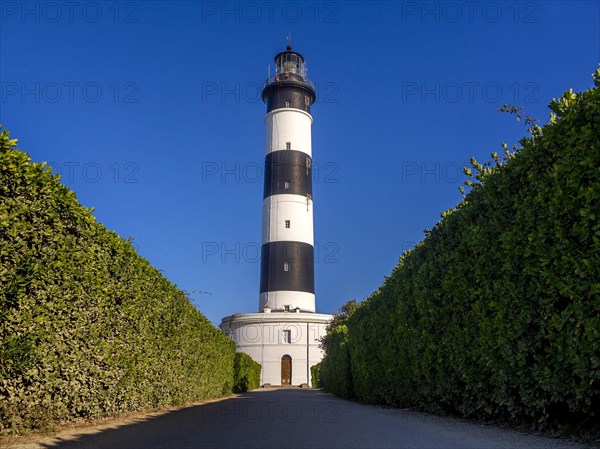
[{"left": 281, "top": 355, "right": 292, "bottom": 386}]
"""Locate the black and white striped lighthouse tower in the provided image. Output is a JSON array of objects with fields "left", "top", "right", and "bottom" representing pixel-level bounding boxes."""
[
  {"left": 259, "top": 45, "right": 316, "bottom": 313},
  {"left": 220, "top": 44, "right": 331, "bottom": 387}
]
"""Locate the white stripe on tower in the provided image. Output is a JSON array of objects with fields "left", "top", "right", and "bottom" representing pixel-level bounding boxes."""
[{"left": 265, "top": 109, "right": 312, "bottom": 157}]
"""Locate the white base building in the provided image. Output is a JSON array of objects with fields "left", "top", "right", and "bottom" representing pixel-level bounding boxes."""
[{"left": 220, "top": 311, "right": 331, "bottom": 387}]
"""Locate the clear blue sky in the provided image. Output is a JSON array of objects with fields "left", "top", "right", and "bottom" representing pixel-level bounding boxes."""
[{"left": 1, "top": 1, "right": 598, "bottom": 326}]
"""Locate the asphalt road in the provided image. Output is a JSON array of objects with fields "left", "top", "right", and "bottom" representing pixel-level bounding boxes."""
[{"left": 37, "top": 389, "right": 590, "bottom": 449}]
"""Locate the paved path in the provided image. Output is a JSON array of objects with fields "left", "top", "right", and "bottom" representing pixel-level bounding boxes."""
[{"left": 25, "top": 389, "right": 592, "bottom": 448}]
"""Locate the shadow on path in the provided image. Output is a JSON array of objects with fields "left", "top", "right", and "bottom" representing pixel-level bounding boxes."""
[{"left": 40, "top": 389, "right": 588, "bottom": 449}]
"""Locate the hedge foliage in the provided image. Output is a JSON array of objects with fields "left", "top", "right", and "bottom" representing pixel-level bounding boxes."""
[
  {"left": 232, "top": 352, "right": 261, "bottom": 393},
  {"left": 310, "top": 362, "right": 321, "bottom": 388},
  {"left": 319, "top": 325, "right": 353, "bottom": 399},
  {"left": 320, "top": 71, "right": 600, "bottom": 430},
  {"left": 0, "top": 129, "right": 236, "bottom": 435}
]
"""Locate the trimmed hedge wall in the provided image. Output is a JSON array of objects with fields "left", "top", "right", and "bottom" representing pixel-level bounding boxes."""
[
  {"left": 320, "top": 72, "right": 600, "bottom": 430},
  {"left": 319, "top": 326, "right": 353, "bottom": 399},
  {"left": 0, "top": 129, "right": 236, "bottom": 435},
  {"left": 232, "top": 352, "right": 261, "bottom": 393}
]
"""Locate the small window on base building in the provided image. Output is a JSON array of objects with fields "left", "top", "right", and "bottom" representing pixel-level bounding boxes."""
[{"left": 283, "top": 329, "right": 291, "bottom": 343}]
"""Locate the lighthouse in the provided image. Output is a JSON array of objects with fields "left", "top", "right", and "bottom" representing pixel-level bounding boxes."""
[
  {"left": 260, "top": 44, "right": 316, "bottom": 314},
  {"left": 220, "top": 44, "right": 331, "bottom": 387}
]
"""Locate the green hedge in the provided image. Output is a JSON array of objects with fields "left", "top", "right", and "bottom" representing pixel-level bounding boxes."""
[
  {"left": 310, "top": 362, "right": 321, "bottom": 388},
  {"left": 319, "top": 326, "right": 353, "bottom": 399},
  {"left": 0, "top": 128, "right": 236, "bottom": 435},
  {"left": 232, "top": 352, "right": 261, "bottom": 393},
  {"left": 320, "top": 72, "right": 600, "bottom": 430}
]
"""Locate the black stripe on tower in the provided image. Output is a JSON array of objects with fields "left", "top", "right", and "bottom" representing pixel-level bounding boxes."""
[
  {"left": 263, "top": 82, "right": 315, "bottom": 114},
  {"left": 260, "top": 241, "right": 314, "bottom": 294},
  {"left": 264, "top": 150, "right": 312, "bottom": 199}
]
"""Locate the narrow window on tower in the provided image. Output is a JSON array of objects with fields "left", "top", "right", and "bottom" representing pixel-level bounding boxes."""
[
  {"left": 284, "top": 180, "right": 290, "bottom": 190},
  {"left": 305, "top": 95, "right": 310, "bottom": 106},
  {"left": 285, "top": 220, "right": 290, "bottom": 228},
  {"left": 284, "top": 262, "right": 290, "bottom": 272},
  {"left": 285, "top": 101, "right": 290, "bottom": 108},
  {"left": 286, "top": 142, "right": 291, "bottom": 150}
]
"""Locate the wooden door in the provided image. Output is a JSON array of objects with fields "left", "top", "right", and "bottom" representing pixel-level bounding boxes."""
[{"left": 281, "top": 355, "right": 292, "bottom": 385}]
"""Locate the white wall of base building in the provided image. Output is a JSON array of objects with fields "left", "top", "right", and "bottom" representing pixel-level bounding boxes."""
[{"left": 220, "top": 312, "right": 332, "bottom": 387}]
